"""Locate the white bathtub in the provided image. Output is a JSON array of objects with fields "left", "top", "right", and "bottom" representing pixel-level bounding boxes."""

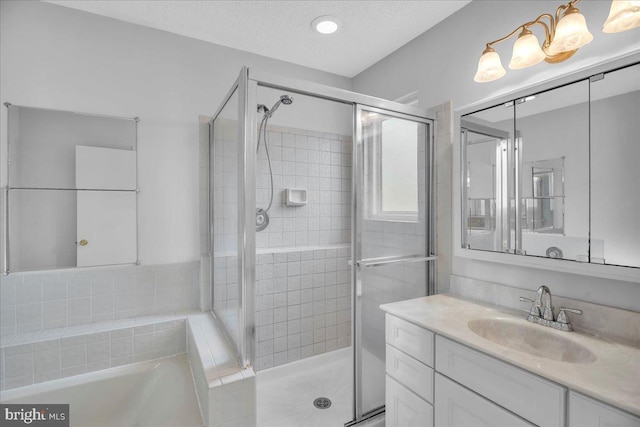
[{"left": 0, "top": 354, "right": 203, "bottom": 427}]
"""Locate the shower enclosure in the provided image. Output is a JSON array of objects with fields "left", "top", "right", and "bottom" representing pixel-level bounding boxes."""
[{"left": 208, "top": 67, "right": 435, "bottom": 426}]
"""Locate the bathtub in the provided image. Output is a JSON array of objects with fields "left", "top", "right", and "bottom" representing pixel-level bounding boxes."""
[{"left": 0, "top": 354, "right": 203, "bottom": 427}]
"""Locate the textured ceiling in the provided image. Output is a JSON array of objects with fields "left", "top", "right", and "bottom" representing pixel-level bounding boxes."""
[{"left": 45, "top": 0, "right": 471, "bottom": 77}]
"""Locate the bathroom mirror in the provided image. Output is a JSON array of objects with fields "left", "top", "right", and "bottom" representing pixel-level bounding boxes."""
[
  {"left": 461, "top": 103, "right": 514, "bottom": 253},
  {"left": 590, "top": 62, "right": 640, "bottom": 268},
  {"left": 515, "top": 80, "right": 590, "bottom": 261},
  {"left": 2, "top": 104, "right": 138, "bottom": 273},
  {"left": 460, "top": 60, "right": 640, "bottom": 270}
]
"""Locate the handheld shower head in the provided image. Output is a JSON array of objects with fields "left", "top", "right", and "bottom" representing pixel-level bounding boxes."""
[
  {"left": 280, "top": 95, "right": 293, "bottom": 105},
  {"left": 265, "top": 94, "right": 294, "bottom": 117}
]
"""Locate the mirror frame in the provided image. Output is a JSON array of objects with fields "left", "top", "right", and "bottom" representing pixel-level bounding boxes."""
[{"left": 454, "top": 52, "right": 640, "bottom": 283}]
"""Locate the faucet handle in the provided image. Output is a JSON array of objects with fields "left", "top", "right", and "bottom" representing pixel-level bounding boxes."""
[
  {"left": 519, "top": 296, "right": 541, "bottom": 317},
  {"left": 557, "top": 307, "right": 583, "bottom": 324}
]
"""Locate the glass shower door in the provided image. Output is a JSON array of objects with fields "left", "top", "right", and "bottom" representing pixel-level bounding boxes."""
[
  {"left": 351, "top": 106, "right": 434, "bottom": 423},
  {"left": 210, "top": 67, "right": 255, "bottom": 367}
]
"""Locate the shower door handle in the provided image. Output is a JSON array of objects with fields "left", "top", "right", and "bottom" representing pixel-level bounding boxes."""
[{"left": 353, "top": 254, "right": 437, "bottom": 268}]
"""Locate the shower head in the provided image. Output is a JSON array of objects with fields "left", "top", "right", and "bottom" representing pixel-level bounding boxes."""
[{"left": 265, "top": 94, "right": 294, "bottom": 118}]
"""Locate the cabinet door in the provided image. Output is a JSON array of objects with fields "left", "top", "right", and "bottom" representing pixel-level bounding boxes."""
[
  {"left": 435, "top": 335, "right": 565, "bottom": 427},
  {"left": 569, "top": 392, "right": 640, "bottom": 427},
  {"left": 434, "top": 373, "right": 534, "bottom": 427},
  {"left": 386, "top": 375, "right": 433, "bottom": 427}
]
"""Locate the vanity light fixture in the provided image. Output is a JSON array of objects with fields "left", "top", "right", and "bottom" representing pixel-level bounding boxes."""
[
  {"left": 474, "top": 0, "right": 593, "bottom": 83},
  {"left": 603, "top": 1, "right": 640, "bottom": 33},
  {"left": 312, "top": 16, "right": 340, "bottom": 34}
]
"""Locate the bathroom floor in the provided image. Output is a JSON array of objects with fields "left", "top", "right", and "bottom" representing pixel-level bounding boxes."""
[{"left": 257, "top": 347, "right": 353, "bottom": 427}]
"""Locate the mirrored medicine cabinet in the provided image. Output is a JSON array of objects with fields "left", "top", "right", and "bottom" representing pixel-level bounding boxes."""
[
  {"left": 460, "top": 60, "right": 640, "bottom": 270},
  {"left": 1, "top": 104, "right": 139, "bottom": 274}
]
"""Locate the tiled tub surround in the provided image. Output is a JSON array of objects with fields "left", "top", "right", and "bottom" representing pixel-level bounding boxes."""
[
  {"left": 1, "top": 354, "right": 203, "bottom": 427},
  {"left": 254, "top": 245, "right": 352, "bottom": 370},
  {"left": 255, "top": 125, "right": 352, "bottom": 250},
  {"left": 0, "top": 316, "right": 187, "bottom": 391},
  {"left": 188, "top": 313, "right": 256, "bottom": 427},
  {"left": 1, "top": 312, "right": 256, "bottom": 426},
  {"left": 0, "top": 261, "right": 200, "bottom": 338}
]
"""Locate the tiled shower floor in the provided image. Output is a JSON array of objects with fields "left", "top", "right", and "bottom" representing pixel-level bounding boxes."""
[{"left": 257, "top": 347, "right": 353, "bottom": 427}]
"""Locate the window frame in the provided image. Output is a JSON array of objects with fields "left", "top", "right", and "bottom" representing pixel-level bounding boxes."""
[{"left": 365, "top": 117, "right": 420, "bottom": 223}]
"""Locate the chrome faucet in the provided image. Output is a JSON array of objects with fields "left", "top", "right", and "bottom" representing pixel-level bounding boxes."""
[{"left": 519, "top": 286, "right": 582, "bottom": 332}]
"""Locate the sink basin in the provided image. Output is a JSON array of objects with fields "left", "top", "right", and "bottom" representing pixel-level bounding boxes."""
[{"left": 468, "top": 318, "right": 597, "bottom": 363}]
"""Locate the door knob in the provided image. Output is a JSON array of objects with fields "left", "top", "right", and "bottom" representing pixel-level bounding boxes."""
[{"left": 79, "top": 239, "right": 88, "bottom": 246}]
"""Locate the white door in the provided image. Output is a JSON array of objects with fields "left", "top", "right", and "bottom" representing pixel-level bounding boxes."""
[{"left": 76, "top": 146, "right": 136, "bottom": 267}]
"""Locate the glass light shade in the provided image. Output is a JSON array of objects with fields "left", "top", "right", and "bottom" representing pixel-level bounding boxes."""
[
  {"left": 548, "top": 9, "right": 594, "bottom": 54},
  {"left": 474, "top": 49, "right": 506, "bottom": 82},
  {"left": 603, "top": 1, "right": 640, "bottom": 33},
  {"left": 509, "top": 32, "right": 546, "bottom": 69}
]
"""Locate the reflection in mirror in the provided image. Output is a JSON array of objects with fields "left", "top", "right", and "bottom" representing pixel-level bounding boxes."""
[
  {"left": 8, "top": 189, "right": 136, "bottom": 272},
  {"left": 7, "top": 105, "right": 136, "bottom": 190},
  {"left": 515, "top": 80, "right": 590, "bottom": 261},
  {"left": 461, "top": 103, "right": 514, "bottom": 253},
  {"left": 521, "top": 157, "right": 565, "bottom": 234},
  {"left": 461, "top": 60, "right": 640, "bottom": 270},
  {"left": 3, "top": 105, "right": 138, "bottom": 273},
  {"left": 590, "top": 62, "right": 640, "bottom": 268}
]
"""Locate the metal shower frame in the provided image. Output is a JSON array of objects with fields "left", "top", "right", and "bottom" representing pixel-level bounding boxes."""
[{"left": 209, "top": 67, "right": 436, "bottom": 425}]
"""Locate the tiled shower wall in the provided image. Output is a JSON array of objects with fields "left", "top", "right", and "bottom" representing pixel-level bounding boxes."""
[
  {"left": 253, "top": 124, "right": 353, "bottom": 369},
  {"left": 255, "top": 124, "right": 352, "bottom": 249},
  {"left": 254, "top": 246, "right": 351, "bottom": 370},
  {"left": 211, "top": 118, "right": 354, "bottom": 369},
  {"left": 0, "top": 261, "right": 200, "bottom": 340}
]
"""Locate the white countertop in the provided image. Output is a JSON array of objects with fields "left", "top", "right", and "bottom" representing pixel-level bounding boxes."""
[{"left": 380, "top": 294, "right": 640, "bottom": 417}]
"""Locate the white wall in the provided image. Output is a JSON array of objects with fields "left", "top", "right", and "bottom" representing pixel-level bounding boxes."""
[
  {"left": 354, "top": 0, "right": 640, "bottom": 109},
  {"left": 0, "top": 1, "right": 352, "bottom": 266},
  {"left": 353, "top": 0, "right": 640, "bottom": 311}
]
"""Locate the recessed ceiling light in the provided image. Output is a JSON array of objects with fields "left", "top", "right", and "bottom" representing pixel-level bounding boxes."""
[{"left": 312, "top": 16, "right": 340, "bottom": 35}]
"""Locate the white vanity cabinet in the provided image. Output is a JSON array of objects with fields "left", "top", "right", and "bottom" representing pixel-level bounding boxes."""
[
  {"left": 385, "top": 315, "right": 435, "bottom": 427},
  {"left": 382, "top": 296, "right": 640, "bottom": 427},
  {"left": 385, "top": 313, "right": 640, "bottom": 427},
  {"left": 569, "top": 392, "right": 640, "bottom": 427}
]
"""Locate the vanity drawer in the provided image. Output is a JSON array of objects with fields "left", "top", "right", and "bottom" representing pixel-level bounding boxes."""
[
  {"left": 386, "top": 375, "right": 434, "bottom": 427},
  {"left": 435, "top": 373, "right": 534, "bottom": 427},
  {"left": 386, "top": 344, "right": 434, "bottom": 403},
  {"left": 386, "top": 314, "right": 434, "bottom": 367},
  {"left": 435, "top": 335, "right": 566, "bottom": 427},
  {"left": 569, "top": 392, "right": 640, "bottom": 427}
]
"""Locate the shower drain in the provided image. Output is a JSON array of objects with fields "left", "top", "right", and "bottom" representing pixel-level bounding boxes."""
[{"left": 313, "top": 397, "right": 332, "bottom": 409}]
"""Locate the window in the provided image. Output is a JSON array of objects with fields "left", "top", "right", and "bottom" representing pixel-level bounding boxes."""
[{"left": 365, "top": 113, "right": 420, "bottom": 222}]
